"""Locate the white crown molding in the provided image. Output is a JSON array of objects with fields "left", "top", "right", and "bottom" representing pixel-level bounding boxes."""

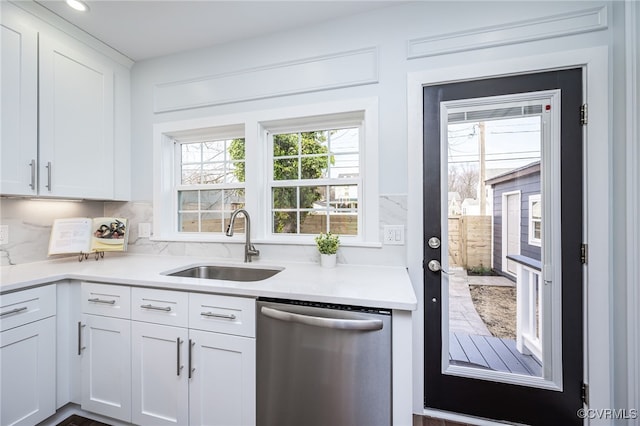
[
  {"left": 153, "top": 47, "right": 379, "bottom": 113},
  {"left": 8, "top": 0, "right": 134, "bottom": 68},
  {"left": 407, "top": 6, "right": 608, "bottom": 59}
]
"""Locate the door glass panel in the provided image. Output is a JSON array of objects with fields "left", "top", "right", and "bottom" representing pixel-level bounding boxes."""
[{"left": 442, "top": 92, "right": 562, "bottom": 389}]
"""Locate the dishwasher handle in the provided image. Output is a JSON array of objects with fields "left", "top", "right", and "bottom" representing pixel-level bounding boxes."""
[{"left": 260, "top": 306, "right": 383, "bottom": 331}]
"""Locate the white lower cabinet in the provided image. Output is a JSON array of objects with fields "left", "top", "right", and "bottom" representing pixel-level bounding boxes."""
[
  {"left": 131, "top": 321, "right": 189, "bottom": 426},
  {"left": 0, "top": 285, "right": 56, "bottom": 426},
  {"left": 189, "top": 329, "right": 256, "bottom": 426},
  {"left": 80, "top": 314, "right": 132, "bottom": 422}
]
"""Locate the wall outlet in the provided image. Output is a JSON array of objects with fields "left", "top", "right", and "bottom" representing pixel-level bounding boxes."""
[
  {"left": 138, "top": 222, "right": 151, "bottom": 238},
  {"left": 0, "top": 225, "right": 8, "bottom": 245},
  {"left": 383, "top": 225, "right": 404, "bottom": 245}
]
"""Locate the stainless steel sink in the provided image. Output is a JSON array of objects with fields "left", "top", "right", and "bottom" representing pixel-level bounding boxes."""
[{"left": 165, "top": 264, "right": 283, "bottom": 282}]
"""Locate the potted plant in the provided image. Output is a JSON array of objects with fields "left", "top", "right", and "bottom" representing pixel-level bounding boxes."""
[{"left": 315, "top": 232, "right": 340, "bottom": 268}]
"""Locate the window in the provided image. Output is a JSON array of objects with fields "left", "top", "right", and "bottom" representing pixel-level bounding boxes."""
[
  {"left": 176, "top": 138, "right": 245, "bottom": 234},
  {"left": 529, "top": 194, "right": 541, "bottom": 246},
  {"left": 153, "top": 98, "right": 378, "bottom": 244},
  {"left": 268, "top": 127, "right": 360, "bottom": 236}
]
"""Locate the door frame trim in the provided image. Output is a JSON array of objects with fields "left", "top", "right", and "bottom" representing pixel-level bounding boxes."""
[
  {"left": 501, "top": 190, "right": 522, "bottom": 278},
  {"left": 407, "top": 46, "right": 610, "bottom": 422}
]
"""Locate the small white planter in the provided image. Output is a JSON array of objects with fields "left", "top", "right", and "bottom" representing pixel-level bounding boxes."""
[{"left": 320, "top": 253, "right": 337, "bottom": 268}]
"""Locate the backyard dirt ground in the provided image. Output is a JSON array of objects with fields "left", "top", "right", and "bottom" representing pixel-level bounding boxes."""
[{"left": 469, "top": 285, "right": 517, "bottom": 339}]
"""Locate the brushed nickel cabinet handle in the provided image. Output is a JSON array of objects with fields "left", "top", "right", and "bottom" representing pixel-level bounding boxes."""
[
  {"left": 88, "top": 297, "right": 116, "bottom": 305},
  {"left": 77, "top": 322, "right": 86, "bottom": 355},
  {"left": 141, "top": 304, "right": 172, "bottom": 312},
  {"left": 188, "top": 339, "right": 195, "bottom": 379},
  {"left": 46, "top": 161, "right": 52, "bottom": 191},
  {"left": 176, "top": 338, "right": 183, "bottom": 376},
  {"left": 201, "top": 311, "right": 236, "bottom": 320},
  {"left": 0, "top": 306, "right": 28, "bottom": 317},
  {"left": 29, "top": 160, "right": 36, "bottom": 190}
]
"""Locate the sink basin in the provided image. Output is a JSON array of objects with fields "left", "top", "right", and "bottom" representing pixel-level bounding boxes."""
[{"left": 165, "top": 264, "right": 283, "bottom": 282}]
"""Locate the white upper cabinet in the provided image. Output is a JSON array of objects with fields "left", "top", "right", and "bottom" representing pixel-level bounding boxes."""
[
  {"left": 0, "top": 12, "right": 38, "bottom": 195},
  {"left": 39, "top": 34, "right": 115, "bottom": 199},
  {"left": 0, "top": 2, "right": 131, "bottom": 200}
]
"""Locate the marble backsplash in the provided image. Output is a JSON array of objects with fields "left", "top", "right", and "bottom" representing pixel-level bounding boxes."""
[{"left": 1, "top": 195, "right": 408, "bottom": 266}]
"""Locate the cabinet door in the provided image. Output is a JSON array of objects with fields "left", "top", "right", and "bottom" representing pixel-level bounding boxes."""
[
  {"left": 38, "top": 34, "right": 114, "bottom": 199},
  {"left": 80, "top": 314, "right": 131, "bottom": 422},
  {"left": 0, "top": 7, "right": 38, "bottom": 196},
  {"left": 132, "top": 321, "right": 189, "bottom": 426},
  {"left": 189, "top": 329, "right": 256, "bottom": 426},
  {"left": 0, "top": 317, "right": 56, "bottom": 426}
]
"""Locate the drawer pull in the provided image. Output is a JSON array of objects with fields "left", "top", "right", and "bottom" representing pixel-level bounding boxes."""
[
  {"left": 0, "top": 306, "right": 28, "bottom": 317},
  {"left": 201, "top": 311, "right": 236, "bottom": 320},
  {"left": 141, "top": 304, "right": 172, "bottom": 312},
  {"left": 88, "top": 298, "right": 116, "bottom": 305}
]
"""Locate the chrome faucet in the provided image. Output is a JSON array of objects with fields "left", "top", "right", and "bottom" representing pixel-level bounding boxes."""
[{"left": 226, "top": 209, "right": 260, "bottom": 262}]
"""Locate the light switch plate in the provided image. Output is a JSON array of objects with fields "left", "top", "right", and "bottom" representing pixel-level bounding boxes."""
[
  {"left": 0, "top": 225, "right": 8, "bottom": 245},
  {"left": 383, "top": 225, "right": 404, "bottom": 245}
]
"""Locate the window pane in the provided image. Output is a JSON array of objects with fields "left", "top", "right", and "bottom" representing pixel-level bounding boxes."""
[
  {"left": 274, "top": 133, "right": 299, "bottom": 157},
  {"left": 201, "top": 212, "right": 222, "bottom": 232},
  {"left": 301, "top": 131, "right": 328, "bottom": 155},
  {"left": 273, "top": 212, "right": 297, "bottom": 234},
  {"left": 181, "top": 165, "right": 201, "bottom": 184},
  {"left": 301, "top": 156, "right": 329, "bottom": 179},
  {"left": 329, "top": 128, "right": 358, "bottom": 153},
  {"left": 330, "top": 153, "right": 359, "bottom": 179},
  {"left": 227, "top": 161, "right": 245, "bottom": 183},
  {"left": 179, "top": 191, "right": 199, "bottom": 210},
  {"left": 202, "top": 163, "right": 225, "bottom": 184},
  {"left": 181, "top": 143, "right": 201, "bottom": 164},
  {"left": 274, "top": 158, "right": 298, "bottom": 180},
  {"left": 531, "top": 200, "right": 542, "bottom": 219},
  {"left": 179, "top": 213, "right": 199, "bottom": 232},
  {"left": 200, "top": 190, "right": 222, "bottom": 210},
  {"left": 224, "top": 189, "right": 245, "bottom": 211},
  {"left": 300, "top": 186, "right": 324, "bottom": 209},
  {"left": 329, "top": 212, "right": 358, "bottom": 235},
  {"left": 202, "top": 140, "right": 225, "bottom": 162},
  {"left": 273, "top": 187, "right": 296, "bottom": 209},
  {"left": 330, "top": 185, "right": 358, "bottom": 210},
  {"left": 300, "top": 211, "right": 326, "bottom": 234}
]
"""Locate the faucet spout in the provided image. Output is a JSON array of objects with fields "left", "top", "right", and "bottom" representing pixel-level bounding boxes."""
[{"left": 226, "top": 209, "right": 259, "bottom": 262}]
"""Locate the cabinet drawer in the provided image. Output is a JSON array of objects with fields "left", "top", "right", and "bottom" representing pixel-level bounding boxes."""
[
  {"left": 0, "top": 284, "right": 56, "bottom": 332},
  {"left": 189, "top": 293, "right": 255, "bottom": 337},
  {"left": 131, "top": 287, "right": 188, "bottom": 327},
  {"left": 82, "top": 282, "right": 130, "bottom": 319}
]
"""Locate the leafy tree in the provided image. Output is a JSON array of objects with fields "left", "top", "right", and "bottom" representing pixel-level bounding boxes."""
[{"left": 229, "top": 132, "right": 332, "bottom": 233}]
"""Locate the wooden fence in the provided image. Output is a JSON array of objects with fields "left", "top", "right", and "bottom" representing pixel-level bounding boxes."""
[{"left": 448, "top": 215, "right": 491, "bottom": 269}]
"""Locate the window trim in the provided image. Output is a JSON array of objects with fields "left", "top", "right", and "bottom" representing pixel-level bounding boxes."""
[{"left": 152, "top": 98, "right": 379, "bottom": 245}]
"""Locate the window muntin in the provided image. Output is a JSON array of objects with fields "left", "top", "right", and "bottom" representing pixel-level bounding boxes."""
[
  {"left": 176, "top": 138, "right": 245, "bottom": 234},
  {"left": 269, "top": 128, "right": 360, "bottom": 236}
]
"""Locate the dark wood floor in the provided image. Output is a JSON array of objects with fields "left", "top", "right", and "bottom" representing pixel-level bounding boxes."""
[
  {"left": 55, "top": 415, "right": 111, "bottom": 426},
  {"left": 449, "top": 332, "right": 542, "bottom": 376},
  {"left": 414, "top": 414, "right": 471, "bottom": 426}
]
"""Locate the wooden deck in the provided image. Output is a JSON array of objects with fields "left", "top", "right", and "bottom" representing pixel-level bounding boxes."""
[{"left": 449, "top": 332, "right": 542, "bottom": 376}]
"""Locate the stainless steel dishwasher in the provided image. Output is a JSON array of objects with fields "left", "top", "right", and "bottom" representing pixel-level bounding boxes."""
[{"left": 257, "top": 298, "right": 392, "bottom": 426}]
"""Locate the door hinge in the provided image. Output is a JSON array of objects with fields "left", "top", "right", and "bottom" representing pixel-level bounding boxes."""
[
  {"left": 580, "top": 104, "right": 588, "bottom": 125},
  {"left": 581, "top": 382, "right": 589, "bottom": 405},
  {"left": 580, "top": 243, "right": 588, "bottom": 264}
]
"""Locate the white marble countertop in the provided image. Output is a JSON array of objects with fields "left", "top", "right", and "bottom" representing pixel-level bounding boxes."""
[{"left": 0, "top": 254, "right": 417, "bottom": 310}]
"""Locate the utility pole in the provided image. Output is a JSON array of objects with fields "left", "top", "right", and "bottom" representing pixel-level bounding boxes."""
[{"left": 479, "top": 122, "right": 486, "bottom": 216}]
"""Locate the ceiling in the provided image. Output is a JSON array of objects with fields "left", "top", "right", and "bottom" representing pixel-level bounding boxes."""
[{"left": 33, "top": 0, "right": 404, "bottom": 61}]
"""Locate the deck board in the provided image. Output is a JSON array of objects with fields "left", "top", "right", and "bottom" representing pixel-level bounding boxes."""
[{"left": 449, "top": 332, "right": 541, "bottom": 376}]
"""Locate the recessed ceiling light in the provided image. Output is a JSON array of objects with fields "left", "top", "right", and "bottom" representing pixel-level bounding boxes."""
[{"left": 66, "top": 0, "right": 89, "bottom": 12}]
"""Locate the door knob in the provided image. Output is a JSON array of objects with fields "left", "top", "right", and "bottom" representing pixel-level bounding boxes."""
[
  {"left": 427, "top": 259, "right": 451, "bottom": 275},
  {"left": 428, "top": 236, "right": 441, "bottom": 249}
]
